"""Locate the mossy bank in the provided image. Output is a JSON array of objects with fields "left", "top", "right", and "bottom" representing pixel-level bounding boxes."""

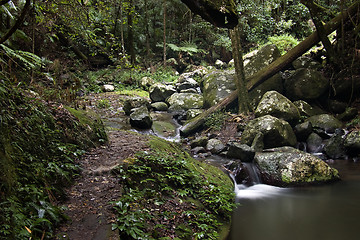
[{"left": 113, "top": 134, "right": 235, "bottom": 239}]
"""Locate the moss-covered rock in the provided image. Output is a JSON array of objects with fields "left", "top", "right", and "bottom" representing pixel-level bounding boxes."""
[
  {"left": 255, "top": 147, "right": 340, "bottom": 186},
  {"left": 113, "top": 134, "right": 235, "bottom": 239},
  {"left": 167, "top": 92, "right": 204, "bottom": 111},
  {"left": 241, "top": 115, "right": 297, "bottom": 149}
]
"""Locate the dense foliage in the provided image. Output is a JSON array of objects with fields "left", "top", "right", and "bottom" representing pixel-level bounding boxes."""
[{"left": 0, "top": 80, "right": 107, "bottom": 239}]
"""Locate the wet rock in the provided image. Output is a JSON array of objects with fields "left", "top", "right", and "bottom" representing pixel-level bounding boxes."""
[
  {"left": 149, "top": 83, "right": 176, "bottom": 102},
  {"left": 227, "top": 142, "right": 255, "bottom": 162},
  {"left": 180, "top": 88, "right": 198, "bottom": 94},
  {"left": 251, "top": 132, "right": 264, "bottom": 152},
  {"left": 167, "top": 93, "right": 203, "bottom": 111},
  {"left": 151, "top": 102, "right": 168, "bottom": 111},
  {"left": 327, "top": 99, "right": 347, "bottom": 114},
  {"left": 306, "top": 114, "right": 343, "bottom": 132},
  {"left": 344, "top": 130, "right": 360, "bottom": 152},
  {"left": 306, "top": 132, "right": 324, "bottom": 153},
  {"left": 190, "top": 136, "right": 208, "bottom": 148},
  {"left": 101, "top": 84, "right": 115, "bottom": 92},
  {"left": 254, "top": 90, "right": 300, "bottom": 123},
  {"left": 206, "top": 139, "right": 226, "bottom": 154},
  {"left": 324, "top": 130, "right": 346, "bottom": 159},
  {"left": 129, "top": 105, "right": 153, "bottom": 129},
  {"left": 284, "top": 68, "right": 329, "bottom": 100},
  {"left": 255, "top": 147, "right": 340, "bottom": 186},
  {"left": 202, "top": 69, "right": 236, "bottom": 108},
  {"left": 123, "top": 97, "right": 151, "bottom": 115},
  {"left": 191, "top": 146, "right": 207, "bottom": 155},
  {"left": 241, "top": 115, "right": 297, "bottom": 149},
  {"left": 294, "top": 121, "right": 313, "bottom": 142}
]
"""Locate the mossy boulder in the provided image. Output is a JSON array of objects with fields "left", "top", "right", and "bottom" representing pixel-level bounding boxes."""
[
  {"left": 202, "top": 69, "right": 236, "bottom": 108},
  {"left": 255, "top": 147, "right": 340, "bottom": 186},
  {"left": 241, "top": 115, "right": 297, "bottom": 149},
  {"left": 255, "top": 90, "right": 300, "bottom": 123},
  {"left": 129, "top": 105, "right": 153, "bottom": 129},
  {"left": 284, "top": 68, "right": 329, "bottom": 100},
  {"left": 149, "top": 83, "right": 176, "bottom": 102},
  {"left": 123, "top": 96, "right": 151, "bottom": 115},
  {"left": 344, "top": 130, "right": 360, "bottom": 152},
  {"left": 166, "top": 93, "right": 204, "bottom": 111}
]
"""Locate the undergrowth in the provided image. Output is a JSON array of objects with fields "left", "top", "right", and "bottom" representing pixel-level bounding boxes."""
[
  {"left": 112, "top": 136, "right": 235, "bottom": 239},
  {"left": 0, "top": 80, "right": 107, "bottom": 239}
]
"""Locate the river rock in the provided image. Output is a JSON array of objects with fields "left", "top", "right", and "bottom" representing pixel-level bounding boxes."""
[
  {"left": 241, "top": 115, "right": 297, "bottom": 149},
  {"left": 215, "top": 59, "right": 226, "bottom": 69},
  {"left": 226, "top": 142, "right": 255, "bottom": 162},
  {"left": 149, "top": 83, "right": 176, "bottom": 102},
  {"left": 254, "top": 90, "right": 300, "bottom": 123},
  {"left": 190, "top": 136, "right": 208, "bottom": 148},
  {"left": 129, "top": 105, "right": 153, "bottom": 129},
  {"left": 206, "top": 139, "right": 226, "bottom": 154},
  {"left": 294, "top": 121, "right": 313, "bottom": 142},
  {"left": 284, "top": 68, "right": 329, "bottom": 100},
  {"left": 123, "top": 97, "right": 151, "bottom": 115},
  {"left": 202, "top": 69, "right": 237, "bottom": 108},
  {"left": 324, "top": 130, "right": 346, "bottom": 159},
  {"left": 306, "top": 114, "right": 343, "bottom": 132},
  {"left": 255, "top": 146, "right": 340, "bottom": 186},
  {"left": 176, "top": 78, "right": 199, "bottom": 92},
  {"left": 166, "top": 93, "right": 204, "bottom": 111},
  {"left": 306, "top": 132, "right": 324, "bottom": 153},
  {"left": 101, "top": 84, "right": 115, "bottom": 92},
  {"left": 344, "top": 130, "right": 360, "bottom": 152},
  {"left": 151, "top": 102, "right": 168, "bottom": 111}
]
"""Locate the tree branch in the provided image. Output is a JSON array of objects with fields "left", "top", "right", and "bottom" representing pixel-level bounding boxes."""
[{"left": 0, "top": 0, "right": 31, "bottom": 44}]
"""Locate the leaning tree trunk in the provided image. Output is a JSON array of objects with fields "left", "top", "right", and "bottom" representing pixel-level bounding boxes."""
[{"left": 180, "top": 0, "right": 360, "bottom": 137}]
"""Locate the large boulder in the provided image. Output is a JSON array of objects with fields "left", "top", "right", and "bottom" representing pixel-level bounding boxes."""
[
  {"left": 241, "top": 115, "right": 297, "bottom": 149},
  {"left": 293, "top": 100, "right": 324, "bottom": 117},
  {"left": 202, "top": 69, "right": 236, "bottom": 108},
  {"left": 226, "top": 142, "right": 255, "bottom": 162},
  {"left": 306, "top": 114, "right": 343, "bottom": 132},
  {"left": 129, "top": 105, "right": 153, "bottom": 129},
  {"left": 255, "top": 146, "right": 340, "bottom": 186},
  {"left": 284, "top": 68, "right": 329, "bottom": 100},
  {"left": 123, "top": 97, "right": 151, "bottom": 115},
  {"left": 243, "top": 44, "right": 281, "bottom": 78},
  {"left": 244, "top": 44, "right": 283, "bottom": 108},
  {"left": 149, "top": 83, "right": 176, "bottom": 102},
  {"left": 176, "top": 78, "right": 199, "bottom": 92},
  {"left": 254, "top": 90, "right": 300, "bottom": 123},
  {"left": 166, "top": 93, "right": 204, "bottom": 111}
]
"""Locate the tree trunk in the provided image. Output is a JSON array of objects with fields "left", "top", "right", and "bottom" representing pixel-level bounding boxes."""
[
  {"left": 180, "top": 0, "right": 360, "bottom": 137},
  {"left": 229, "top": 24, "right": 251, "bottom": 114},
  {"left": 163, "top": 0, "right": 167, "bottom": 66},
  {"left": 127, "top": 0, "right": 135, "bottom": 65}
]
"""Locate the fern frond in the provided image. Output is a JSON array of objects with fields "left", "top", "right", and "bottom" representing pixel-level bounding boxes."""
[{"left": 0, "top": 44, "right": 44, "bottom": 70}]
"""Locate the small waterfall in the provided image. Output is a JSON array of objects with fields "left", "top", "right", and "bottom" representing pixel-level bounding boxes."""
[{"left": 242, "top": 162, "right": 261, "bottom": 185}]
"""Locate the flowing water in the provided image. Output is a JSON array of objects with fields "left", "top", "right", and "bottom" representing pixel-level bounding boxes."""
[{"left": 228, "top": 160, "right": 360, "bottom": 240}]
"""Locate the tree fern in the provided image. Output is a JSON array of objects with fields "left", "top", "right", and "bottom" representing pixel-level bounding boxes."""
[{"left": 0, "top": 44, "right": 45, "bottom": 70}]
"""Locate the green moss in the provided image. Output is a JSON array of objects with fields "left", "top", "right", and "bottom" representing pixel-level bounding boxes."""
[{"left": 113, "top": 134, "right": 235, "bottom": 239}]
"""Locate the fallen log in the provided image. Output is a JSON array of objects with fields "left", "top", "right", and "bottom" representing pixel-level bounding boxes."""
[{"left": 180, "top": 0, "right": 360, "bottom": 137}]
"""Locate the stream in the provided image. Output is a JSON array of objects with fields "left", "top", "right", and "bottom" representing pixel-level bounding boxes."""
[
  {"left": 228, "top": 160, "right": 360, "bottom": 240},
  {"left": 102, "top": 110, "right": 360, "bottom": 240}
]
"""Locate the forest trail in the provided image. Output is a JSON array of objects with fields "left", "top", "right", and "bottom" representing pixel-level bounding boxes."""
[{"left": 56, "top": 93, "right": 150, "bottom": 240}]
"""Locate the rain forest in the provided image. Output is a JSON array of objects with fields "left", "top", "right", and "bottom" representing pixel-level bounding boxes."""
[{"left": 1, "top": 0, "right": 360, "bottom": 239}]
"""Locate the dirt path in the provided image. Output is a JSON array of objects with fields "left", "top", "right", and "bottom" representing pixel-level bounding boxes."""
[{"left": 56, "top": 94, "right": 150, "bottom": 240}]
